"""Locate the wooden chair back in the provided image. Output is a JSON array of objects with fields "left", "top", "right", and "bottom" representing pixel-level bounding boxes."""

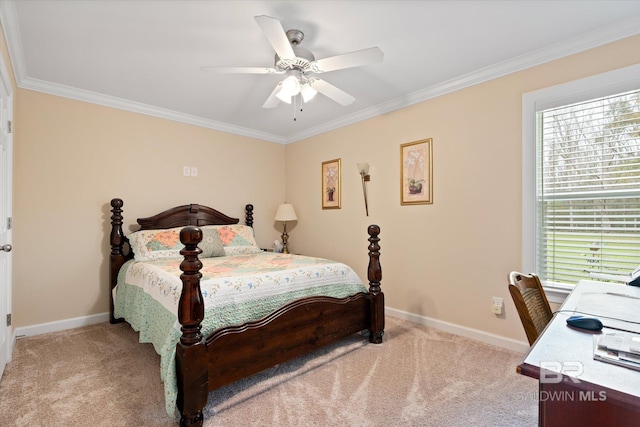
[{"left": 508, "top": 271, "right": 553, "bottom": 346}]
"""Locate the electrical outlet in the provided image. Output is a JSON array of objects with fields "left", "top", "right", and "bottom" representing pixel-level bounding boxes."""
[
  {"left": 492, "top": 296, "right": 504, "bottom": 315},
  {"left": 190, "top": 166, "right": 198, "bottom": 177}
]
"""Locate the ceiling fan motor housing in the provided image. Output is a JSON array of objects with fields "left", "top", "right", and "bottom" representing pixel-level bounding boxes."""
[
  {"left": 274, "top": 29, "right": 315, "bottom": 72},
  {"left": 275, "top": 46, "right": 315, "bottom": 72}
]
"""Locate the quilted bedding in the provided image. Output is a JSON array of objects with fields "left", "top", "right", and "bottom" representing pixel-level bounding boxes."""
[{"left": 113, "top": 251, "right": 367, "bottom": 416}]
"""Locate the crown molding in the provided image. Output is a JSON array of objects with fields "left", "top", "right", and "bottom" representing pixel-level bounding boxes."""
[
  {"left": 20, "top": 76, "right": 287, "bottom": 143},
  {"left": 0, "top": 0, "right": 25, "bottom": 86},
  {"left": 285, "top": 15, "right": 640, "bottom": 143},
  {"left": 0, "top": 0, "right": 286, "bottom": 144},
  {"left": 3, "top": 0, "right": 640, "bottom": 145}
]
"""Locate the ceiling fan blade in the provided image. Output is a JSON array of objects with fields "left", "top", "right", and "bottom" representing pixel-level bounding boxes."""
[
  {"left": 311, "top": 47, "right": 383, "bottom": 73},
  {"left": 254, "top": 15, "right": 296, "bottom": 60},
  {"left": 200, "top": 66, "right": 281, "bottom": 74},
  {"left": 262, "top": 82, "right": 282, "bottom": 108},
  {"left": 308, "top": 78, "right": 355, "bottom": 106}
]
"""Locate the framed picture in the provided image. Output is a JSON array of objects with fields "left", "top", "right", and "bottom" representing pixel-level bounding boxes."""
[
  {"left": 400, "top": 138, "right": 433, "bottom": 205},
  {"left": 321, "top": 158, "right": 341, "bottom": 209}
]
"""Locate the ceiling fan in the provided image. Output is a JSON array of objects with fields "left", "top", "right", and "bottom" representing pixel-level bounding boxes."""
[{"left": 201, "top": 15, "right": 384, "bottom": 109}]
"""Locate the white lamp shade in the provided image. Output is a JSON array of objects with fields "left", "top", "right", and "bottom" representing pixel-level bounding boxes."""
[
  {"left": 275, "top": 203, "right": 298, "bottom": 221},
  {"left": 300, "top": 83, "right": 318, "bottom": 102},
  {"left": 282, "top": 76, "right": 301, "bottom": 95},
  {"left": 276, "top": 76, "right": 301, "bottom": 104},
  {"left": 357, "top": 162, "right": 370, "bottom": 175},
  {"left": 276, "top": 90, "right": 292, "bottom": 104}
]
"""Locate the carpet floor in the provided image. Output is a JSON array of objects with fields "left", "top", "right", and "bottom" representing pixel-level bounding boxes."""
[{"left": 0, "top": 317, "right": 537, "bottom": 426}]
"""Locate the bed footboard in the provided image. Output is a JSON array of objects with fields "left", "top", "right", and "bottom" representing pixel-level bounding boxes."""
[{"left": 174, "top": 223, "right": 383, "bottom": 427}]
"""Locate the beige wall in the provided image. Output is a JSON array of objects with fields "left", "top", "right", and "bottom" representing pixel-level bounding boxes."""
[
  {"left": 285, "top": 34, "right": 640, "bottom": 343},
  {"left": 12, "top": 91, "right": 286, "bottom": 327}
]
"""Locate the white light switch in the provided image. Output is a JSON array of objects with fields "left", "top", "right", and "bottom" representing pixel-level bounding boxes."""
[
  {"left": 183, "top": 166, "right": 190, "bottom": 177},
  {"left": 492, "top": 296, "right": 504, "bottom": 315}
]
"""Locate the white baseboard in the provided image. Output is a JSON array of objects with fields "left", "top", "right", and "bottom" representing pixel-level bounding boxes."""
[
  {"left": 387, "top": 307, "right": 530, "bottom": 354},
  {"left": 11, "top": 309, "right": 529, "bottom": 355},
  {"left": 14, "top": 312, "right": 110, "bottom": 338}
]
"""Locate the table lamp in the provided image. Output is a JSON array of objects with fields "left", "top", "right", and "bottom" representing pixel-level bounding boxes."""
[{"left": 275, "top": 203, "right": 298, "bottom": 254}]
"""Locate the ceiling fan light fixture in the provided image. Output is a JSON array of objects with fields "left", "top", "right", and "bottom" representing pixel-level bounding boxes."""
[
  {"left": 280, "top": 76, "right": 300, "bottom": 96},
  {"left": 300, "top": 83, "right": 318, "bottom": 102},
  {"left": 276, "top": 90, "right": 292, "bottom": 104}
]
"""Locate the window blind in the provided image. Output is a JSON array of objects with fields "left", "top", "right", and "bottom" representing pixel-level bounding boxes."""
[{"left": 537, "top": 89, "right": 640, "bottom": 285}]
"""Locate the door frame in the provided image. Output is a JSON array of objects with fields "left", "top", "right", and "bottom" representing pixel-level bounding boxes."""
[{"left": 0, "top": 48, "right": 13, "bottom": 374}]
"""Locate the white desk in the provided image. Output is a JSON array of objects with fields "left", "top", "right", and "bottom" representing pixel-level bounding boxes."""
[{"left": 518, "top": 281, "right": 640, "bottom": 426}]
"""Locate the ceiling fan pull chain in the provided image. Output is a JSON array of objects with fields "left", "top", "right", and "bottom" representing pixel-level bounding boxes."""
[{"left": 293, "top": 95, "right": 297, "bottom": 121}]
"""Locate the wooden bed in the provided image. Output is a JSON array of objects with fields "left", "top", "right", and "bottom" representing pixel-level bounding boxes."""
[{"left": 108, "top": 198, "right": 384, "bottom": 426}]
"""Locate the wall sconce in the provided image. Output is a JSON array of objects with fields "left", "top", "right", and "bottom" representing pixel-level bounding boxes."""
[
  {"left": 274, "top": 203, "right": 298, "bottom": 253},
  {"left": 357, "top": 162, "right": 370, "bottom": 216}
]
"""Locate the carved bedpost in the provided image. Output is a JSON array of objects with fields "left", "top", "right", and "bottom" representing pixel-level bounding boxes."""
[
  {"left": 176, "top": 226, "right": 208, "bottom": 427},
  {"left": 367, "top": 224, "right": 384, "bottom": 344},
  {"left": 245, "top": 204, "right": 254, "bottom": 228},
  {"left": 109, "top": 198, "right": 126, "bottom": 324}
]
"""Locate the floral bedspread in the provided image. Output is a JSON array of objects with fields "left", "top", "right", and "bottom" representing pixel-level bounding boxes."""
[{"left": 113, "top": 252, "right": 367, "bottom": 417}]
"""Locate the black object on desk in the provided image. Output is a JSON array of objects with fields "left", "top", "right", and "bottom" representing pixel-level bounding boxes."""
[{"left": 567, "top": 315, "right": 603, "bottom": 331}]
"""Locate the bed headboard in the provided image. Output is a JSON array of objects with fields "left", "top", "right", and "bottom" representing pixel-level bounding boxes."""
[{"left": 136, "top": 203, "right": 248, "bottom": 229}]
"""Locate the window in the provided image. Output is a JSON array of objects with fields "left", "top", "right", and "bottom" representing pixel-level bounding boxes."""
[{"left": 522, "top": 64, "right": 640, "bottom": 301}]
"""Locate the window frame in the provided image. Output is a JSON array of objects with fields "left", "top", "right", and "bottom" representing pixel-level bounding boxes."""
[{"left": 522, "top": 63, "right": 640, "bottom": 304}]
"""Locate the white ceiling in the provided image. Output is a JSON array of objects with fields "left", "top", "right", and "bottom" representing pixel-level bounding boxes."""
[{"left": 2, "top": 0, "right": 640, "bottom": 144}]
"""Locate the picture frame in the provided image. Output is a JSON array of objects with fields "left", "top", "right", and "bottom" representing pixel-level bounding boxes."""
[
  {"left": 321, "top": 158, "right": 342, "bottom": 209},
  {"left": 400, "top": 138, "right": 433, "bottom": 205}
]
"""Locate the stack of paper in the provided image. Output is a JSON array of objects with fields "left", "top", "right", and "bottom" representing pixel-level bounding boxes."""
[{"left": 593, "top": 332, "right": 640, "bottom": 371}]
